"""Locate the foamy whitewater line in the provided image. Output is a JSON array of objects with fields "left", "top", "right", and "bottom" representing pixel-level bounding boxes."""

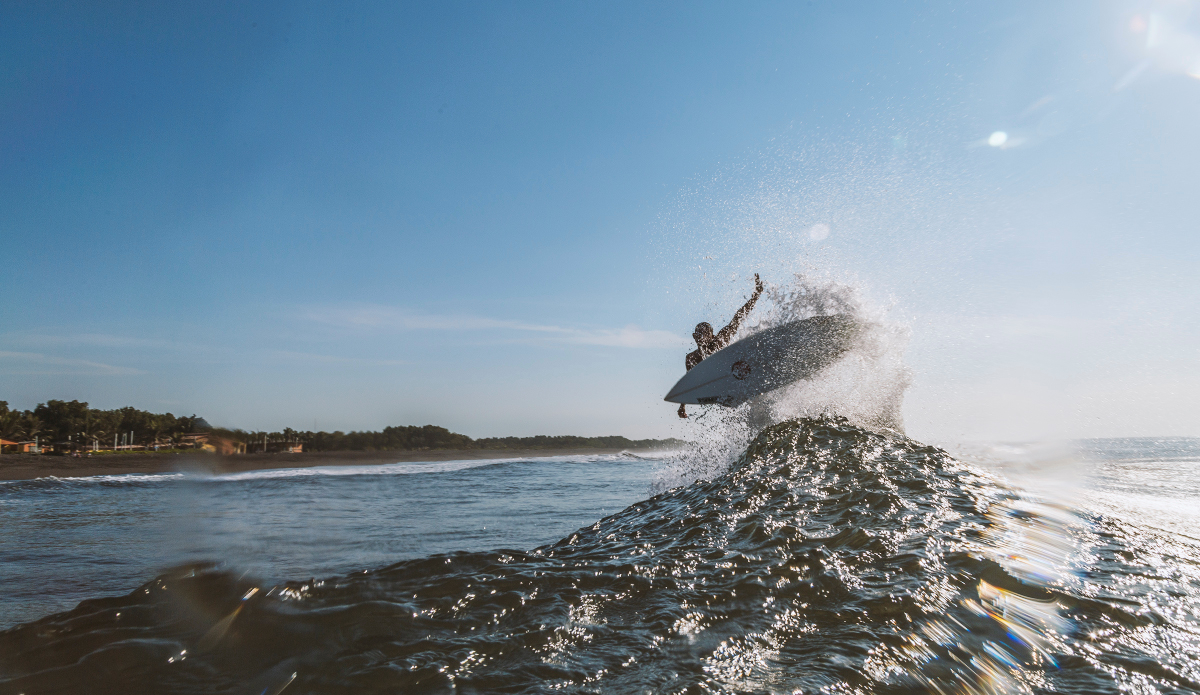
[
  {"left": 1084, "top": 490, "right": 1200, "bottom": 546},
  {"left": 0, "top": 472, "right": 190, "bottom": 485},
  {"left": 0, "top": 451, "right": 674, "bottom": 485},
  {"left": 1091, "top": 456, "right": 1200, "bottom": 465}
]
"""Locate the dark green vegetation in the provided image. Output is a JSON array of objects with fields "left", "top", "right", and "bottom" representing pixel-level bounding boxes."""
[
  {"left": 0, "top": 400, "right": 682, "bottom": 452},
  {"left": 306, "top": 428, "right": 681, "bottom": 452},
  {"left": 0, "top": 400, "right": 203, "bottom": 450}
]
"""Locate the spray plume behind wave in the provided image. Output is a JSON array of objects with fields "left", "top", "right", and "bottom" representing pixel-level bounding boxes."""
[{"left": 661, "top": 271, "right": 912, "bottom": 490}]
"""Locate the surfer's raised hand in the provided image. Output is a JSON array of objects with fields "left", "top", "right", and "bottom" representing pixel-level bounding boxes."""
[{"left": 753, "top": 273, "right": 763, "bottom": 295}]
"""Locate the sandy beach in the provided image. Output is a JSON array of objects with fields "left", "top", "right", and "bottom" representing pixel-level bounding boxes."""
[{"left": 0, "top": 447, "right": 667, "bottom": 482}]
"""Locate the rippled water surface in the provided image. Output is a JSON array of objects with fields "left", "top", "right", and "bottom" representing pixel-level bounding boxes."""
[
  {"left": 0, "top": 454, "right": 662, "bottom": 628},
  {"left": 2, "top": 419, "right": 1199, "bottom": 694}
]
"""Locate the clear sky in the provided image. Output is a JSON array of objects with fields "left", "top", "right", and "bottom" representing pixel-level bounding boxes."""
[{"left": 2, "top": 1, "right": 1198, "bottom": 442}]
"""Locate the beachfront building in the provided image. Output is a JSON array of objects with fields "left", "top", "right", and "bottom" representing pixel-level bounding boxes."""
[
  {"left": 180, "top": 432, "right": 247, "bottom": 455},
  {"left": 245, "top": 439, "right": 304, "bottom": 454}
]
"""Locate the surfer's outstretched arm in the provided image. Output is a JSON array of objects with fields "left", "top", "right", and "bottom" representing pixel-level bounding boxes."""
[{"left": 714, "top": 274, "right": 764, "bottom": 349}]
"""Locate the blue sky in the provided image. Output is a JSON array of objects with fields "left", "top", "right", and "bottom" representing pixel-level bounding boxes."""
[{"left": 2, "top": 1, "right": 1198, "bottom": 441}]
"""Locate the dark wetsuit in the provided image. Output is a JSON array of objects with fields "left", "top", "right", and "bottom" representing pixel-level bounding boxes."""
[
  {"left": 678, "top": 282, "right": 763, "bottom": 418},
  {"left": 685, "top": 290, "right": 761, "bottom": 372}
]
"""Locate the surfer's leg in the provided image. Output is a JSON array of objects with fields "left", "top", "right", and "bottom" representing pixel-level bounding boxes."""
[{"left": 677, "top": 404, "right": 688, "bottom": 418}]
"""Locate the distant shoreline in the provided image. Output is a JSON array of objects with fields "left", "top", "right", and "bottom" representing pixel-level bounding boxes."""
[{"left": 0, "top": 447, "right": 674, "bottom": 482}]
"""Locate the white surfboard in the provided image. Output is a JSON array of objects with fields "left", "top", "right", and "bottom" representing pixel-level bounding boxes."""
[{"left": 663, "top": 315, "right": 860, "bottom": 407}]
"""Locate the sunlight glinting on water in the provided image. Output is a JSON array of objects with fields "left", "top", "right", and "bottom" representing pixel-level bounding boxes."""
[{"left": 3, "top": 421, "right": 1200, "bottom": 693}]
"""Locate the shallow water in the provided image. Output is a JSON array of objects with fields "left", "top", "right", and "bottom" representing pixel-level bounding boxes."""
[{"left": 2, "top": 419, "right": 1199, "bottom": 694}]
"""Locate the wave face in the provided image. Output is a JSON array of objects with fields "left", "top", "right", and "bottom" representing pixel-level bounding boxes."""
[{"left": 3, "top": 418, "right": 1198, "bottom": 694}]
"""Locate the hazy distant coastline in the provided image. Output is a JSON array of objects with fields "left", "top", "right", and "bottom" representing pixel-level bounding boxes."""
[{"left": 0, "top": 399, "right": 683, "bottom": 461}]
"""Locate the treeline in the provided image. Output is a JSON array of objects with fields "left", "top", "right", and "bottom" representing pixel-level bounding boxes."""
[
  {"left": 475, "top": 434, "right": 675, "bottom": 450},
  {"left": 302, "top": 425, "right": 473, "bottom": 452},
  {"left": 0, "top": 400, "right": 683, "bottom": 452},
  {"left": 300, "top": 428, "right": 682, "bottom": 452},
  {"left": 0, "top": 400, "right": 204, "bottom": 448}
]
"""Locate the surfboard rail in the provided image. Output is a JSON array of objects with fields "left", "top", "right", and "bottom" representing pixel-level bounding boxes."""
[{"left": 663, "top": 314, "right": 860, "bottom": 407}]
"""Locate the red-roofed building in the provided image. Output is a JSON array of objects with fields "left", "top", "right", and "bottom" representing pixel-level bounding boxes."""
[{"left": 0, "top": 439, "right": 39, "bottom": 454}]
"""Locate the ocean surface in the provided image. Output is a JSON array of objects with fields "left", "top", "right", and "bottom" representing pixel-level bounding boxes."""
[{"left": 2, "top": 418, "right": 1199, "bottom": 693}]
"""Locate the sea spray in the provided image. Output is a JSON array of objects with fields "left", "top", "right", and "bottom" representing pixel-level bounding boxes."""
[
  {"left": 753, "top": 273, "right": 911, "bottom": 433},
  {"left": 659, "top": 272, "right": 911, "bottom": 491}
]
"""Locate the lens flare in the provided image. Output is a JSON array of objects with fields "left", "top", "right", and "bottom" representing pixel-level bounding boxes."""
[{"left": 988, "top": 131, "right": 1008, "bottom": 147}]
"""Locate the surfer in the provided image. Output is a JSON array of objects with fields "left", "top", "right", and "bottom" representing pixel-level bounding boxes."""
[{"left": 678, "top": 273, "right": 764, "bottom": 418}]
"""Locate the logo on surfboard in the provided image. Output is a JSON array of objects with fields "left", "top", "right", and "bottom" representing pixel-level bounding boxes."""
[{"left": 731, "top": 360, "right": 752, "bottom": 380}]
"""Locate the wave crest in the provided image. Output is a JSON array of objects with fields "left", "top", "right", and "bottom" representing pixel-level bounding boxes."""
[{"left": 3, "top": 418, "right": 1194, "bottom": 694}]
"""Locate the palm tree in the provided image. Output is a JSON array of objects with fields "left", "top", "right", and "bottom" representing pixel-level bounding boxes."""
[
  {"left": 149, "top": 416, "right": 166, "bottom": 449},
  {"left": 0, "top": 411, "right": 23, "bottom": 453},
  {"left": 23, "top": 415, "right": 41, "bottom": 443}
]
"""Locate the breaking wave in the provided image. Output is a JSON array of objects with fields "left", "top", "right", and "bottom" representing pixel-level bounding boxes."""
[
  {"left": 4, "top": 417, "right": 1197, "bottom": 694},
  {"left": 666, "top": 272, "right": 912, "bottom": 487}
]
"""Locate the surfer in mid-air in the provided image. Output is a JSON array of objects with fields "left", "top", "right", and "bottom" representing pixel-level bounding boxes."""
[{"left": 677, "top": 273, "right": 764, "bottom": 418}]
